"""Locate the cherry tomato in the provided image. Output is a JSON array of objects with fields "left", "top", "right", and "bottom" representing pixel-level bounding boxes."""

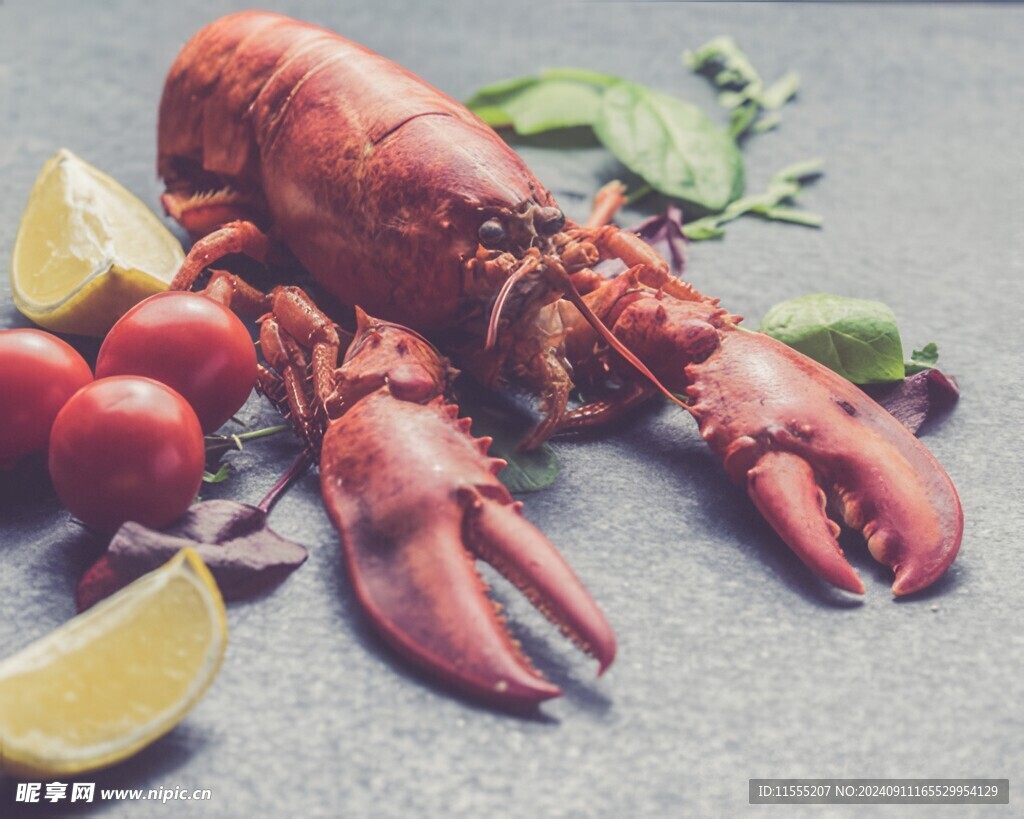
[
  {"left": 0, "top": 329, "right": 93, "bottom": 469},
  {"left": 95, "top": 291, "right": 257, "bottom": 432},
  {"left": 48, "top": 376, "right": 205, "bottom": 532}
]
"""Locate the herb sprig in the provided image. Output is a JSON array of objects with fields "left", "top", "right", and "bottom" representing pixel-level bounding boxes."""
[
  {"left": 466, "top": 37, "right": 820, "bottom": 238},
  {"left": 684, "top": 35, "right": 801, "bottom": 139}
]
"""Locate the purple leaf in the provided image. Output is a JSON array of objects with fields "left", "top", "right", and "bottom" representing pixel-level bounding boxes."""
[
  {"left": 631, "top": 204, "right": 688, "bottom": 278},
  {"left": 593, "top": 206, "right": 688, "bottom": 281},
  {"left": 76, "top": 499, "right": 308, "bottom": 611},
  {"left": 862, "top": 369, "right": 960, "bottom": 436}
]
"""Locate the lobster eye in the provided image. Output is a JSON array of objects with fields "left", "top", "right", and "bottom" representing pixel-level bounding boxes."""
[
  {"left": 478, "top": 218, "right": 506, "bottom": 248},
  {"left": 536, "top": 207, "right": 565, "bottom": 235}
]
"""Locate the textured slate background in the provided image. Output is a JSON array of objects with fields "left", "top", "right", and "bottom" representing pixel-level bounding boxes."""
[{"left": 1, "top": 1, "right": 1021, "bottom": 816}]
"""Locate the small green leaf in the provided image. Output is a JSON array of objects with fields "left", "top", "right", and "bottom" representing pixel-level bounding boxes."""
[
  {"left": 467, "top": 408, "right": 559, "bottom": 493},
  {"left": 471, "top": 104, "right": 515, "bottom": 129},
  {"left": 488, "top": 437, "right": 560, "bottom": 494},
  {"left": 681, "top": 159, "right": 823, "bottom": 240},
  {"left": 761, "top": 71, "right": 801, "bottom": 109},
  {"left": 541, "top": 67, "right": 620, "bottom": 88},
  {"left": 455, "top": 383, "right": 560, "bottom": 493},
  {"left": 728, "top": 102, "right": 760, "bottom": 139},
  {"left": 686, "top": 37, "right": 800, "bottom": 135},
  {"left": 754, "top": 206, "right": 823, "bottom": 227},
  {"left": 751, "top": 112, "right": 782, "bottom": 133},
  {"left": 685, "top": 36, "right": 761, "bottom": 93},
  {"left": 759, "top": 294, "right": 906, "bottom": 384},
  {"left": 771, "top": 158, "right": 825, "bottom": 185},
  {"left": 593, "top": 80, "right": 744, "bottom": 212},
  {"left": 465, "top": 69, "right": 616, "bottom": 136},
  {"left": 680, "top": 221, "right": 726, "bottom": 241},
  {"left": 905, "top": 342, "right": 940, "bottom": 375},
  {"left": 203, "top": 464, "right": 231, "bottom": 484}
]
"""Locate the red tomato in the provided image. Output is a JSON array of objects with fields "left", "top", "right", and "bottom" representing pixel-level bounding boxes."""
[
  {"left": 48, "top": 376, "right": 205, "bottom": 532},
  {"left": 0, "top": 329, "right": 93, "bottom": 469},
  {"left": 96, "top": 291, "right": 257, "bottom": 432}
]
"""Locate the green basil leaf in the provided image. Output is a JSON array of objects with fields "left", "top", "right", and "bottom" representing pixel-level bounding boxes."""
[
  {"left": 541, "top": 67, "right": 620, "bottom": 88},
  {"left": 454, "top": 383, "right": 560, "bottom": 493},
  {"left": 686, "top": 37, "right": 800, "bottom": 135},
  {"left": 905, "top": 342, "right": 940, "bottom": 375},
  {"left": 470, "top": 104, "right": 515, "bottom": 129},
  {"left": 680, "top": 221, "right": 726, "bottom": 241},
  {"left": 467, "top": 408, "right": 559, "bottom": 493},
  {"left": 728, "top": 102, "right": 760, "bottom": 139},
  {"left": 466, "top": 69, "right": 615, "bottom": 135},
  {"left": 594, "top": 80, "right": 744, "bottom": 212},
  {"left": 751, "top": 112, "right": 782, "bottom": 133},
  {"left": 759, "top": 294, "right": 906, "bottom": 384},
  {"left": 754, "top": 206, "right": 823, "bottom": 227},
  {"left": 771, "top": 158, "right": 825, "bottom": 186}
]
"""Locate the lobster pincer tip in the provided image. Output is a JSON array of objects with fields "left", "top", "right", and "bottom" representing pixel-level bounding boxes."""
[
  {"left": 460, "top": 485, "right": 618, "bottom": 678},
  {"left": 891, "top": 566, "right": 924, "bottom": 598},
  {"left": 745, "top": 450, "right": 866, "bottom": 595},
  {"left": 889, "top": 552, "right": 955, "bottom": 597}
]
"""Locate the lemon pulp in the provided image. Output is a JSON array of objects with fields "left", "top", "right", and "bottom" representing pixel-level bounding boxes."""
[
  {"left": 11, "top": 149, "right": 185, "bottom": 337},
  {"left": 0, "top": 548, "right": 226, "bottom": 778}
]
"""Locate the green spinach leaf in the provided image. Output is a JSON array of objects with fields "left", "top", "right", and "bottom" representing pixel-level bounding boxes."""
[
  {"left": 466, "top": 69, "right": 616, "bottom": 135},
  {"left": 468, "top": 409, "right": 559, "bottom": 493},
  {"left": 455, "top": 384, "right": 560, "bottom": 493},
  {"left": 759, "top": 294, "right": 906, "bottom": 384},
  {"left": 593, "top": 80, "right": 744, "bottom": 212}
]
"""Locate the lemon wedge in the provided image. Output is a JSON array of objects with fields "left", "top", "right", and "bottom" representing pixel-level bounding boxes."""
[
  {"left": 11, "top": 149, "right": 185, "bottom": 337},
  {"left": 0, "top": 548, "right": 227, "bottom": 778}
]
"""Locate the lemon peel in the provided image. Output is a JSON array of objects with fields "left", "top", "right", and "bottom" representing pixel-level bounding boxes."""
[
  {"left": 0, "top": 548, "right": 226, "bottom": 778},
  {"left": 11, "top": 149, "right": 185, "bottom": 337}
]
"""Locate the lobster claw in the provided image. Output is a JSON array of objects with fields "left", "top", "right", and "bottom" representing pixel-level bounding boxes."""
[
  {"left": 691, "top": 328, "right": 964, "bottom": 596},
  {"left": 319, "top": 392, "right": 615, "bottom": 704},
  {"left": 296, "top": 311, "right": 616, "bottom": 705},
  {"left": 581, "top": 283, "right": 963, "bottom": 596}
]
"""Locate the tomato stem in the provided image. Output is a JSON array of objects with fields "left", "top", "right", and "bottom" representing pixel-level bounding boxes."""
[{"left": 204, "top": 424, "right": 289, "bottom": 459}]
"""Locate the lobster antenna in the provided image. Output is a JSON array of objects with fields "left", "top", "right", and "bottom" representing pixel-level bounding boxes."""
[
  {"left": 556, "top": 269, "right": 696, "bottom": 418},
  {"left": 485, "top": 257, "right": 540, "bottom": 350}
]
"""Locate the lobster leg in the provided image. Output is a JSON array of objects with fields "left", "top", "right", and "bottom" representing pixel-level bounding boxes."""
[
  {"left": 170, "top": 220, "right": 272, "bottom": 292},
  {"left": 261, "top": 299, "right": 616, "bottom": 705},
  {"left": 258, "top": 315, "right": 324, "bottom": 452}
]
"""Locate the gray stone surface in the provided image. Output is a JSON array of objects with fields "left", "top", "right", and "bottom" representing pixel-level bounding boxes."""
[{"left": 1, "top": 1, "right": 1021, "bottom": 816}]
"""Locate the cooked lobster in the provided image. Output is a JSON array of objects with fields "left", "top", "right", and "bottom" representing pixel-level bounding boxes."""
[{"left": 158, "top": 11, "right": 963, "bottom": 703}]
